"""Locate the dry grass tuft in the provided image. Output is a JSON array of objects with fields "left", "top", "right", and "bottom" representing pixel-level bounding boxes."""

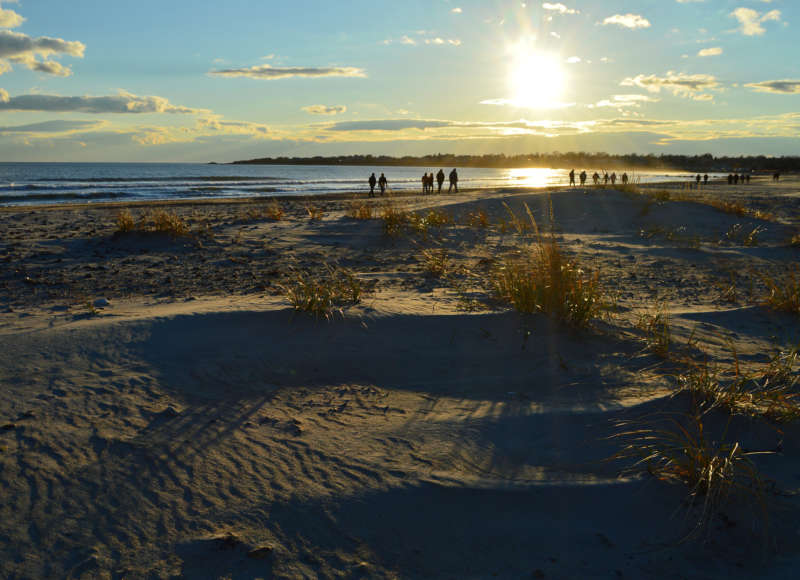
[
  {"left": 465, "top": 209, "right": 489, "bottom": 228},
  {"left": 637, "top": 306, "right": 671, "bottom": 358},
  {"left": 115, "top": 209, "right": 190, "bottom": 237},
  {"left": 419, "top": 248, "right": 449, "bottom": 277},
  {"left": 304, "top": 204, "right": 324, "bottom": 221},
  {"left": 282, "top": 266, "right": 369, "bottom": 319},
  {"left": 347, "top": 202, "right": 374, "bottom": 220},
  {"left": 490, "top": 203, "right": 606, "bottom": 327},
  {"left": 761, "top": 269, "right": 800, "bottom": 315},
  {"left": 616, "top": 412, "right": 767, "bottom": 537},
  {"left": 265, "top": 201, "right": 284, "bottom": 221}
]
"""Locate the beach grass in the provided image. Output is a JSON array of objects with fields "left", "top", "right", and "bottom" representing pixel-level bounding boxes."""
[{"left": 282, "top": 266, "right": 367, "bottom": 319}]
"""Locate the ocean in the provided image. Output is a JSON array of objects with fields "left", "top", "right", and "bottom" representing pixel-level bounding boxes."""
[{"left": 0, "top": 163, "right": 722, "bottom": 206}]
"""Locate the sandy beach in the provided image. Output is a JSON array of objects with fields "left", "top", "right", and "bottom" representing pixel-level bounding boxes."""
[{"left": 2, "top": 176, "right": 800, "bottom": 579}]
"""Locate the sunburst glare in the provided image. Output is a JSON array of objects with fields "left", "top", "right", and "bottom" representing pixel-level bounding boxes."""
[{"left": 506, "top": 38, "right": 570, "bottom": 109}]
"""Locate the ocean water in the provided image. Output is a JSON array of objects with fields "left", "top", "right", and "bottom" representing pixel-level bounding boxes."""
[{"left": 0, "top": 163, "right": 721, "bottom": 206}]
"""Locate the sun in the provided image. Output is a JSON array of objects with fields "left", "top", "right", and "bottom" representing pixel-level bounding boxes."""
[{"left": 508, "top": 43, "right": 567, "bottom": 109}]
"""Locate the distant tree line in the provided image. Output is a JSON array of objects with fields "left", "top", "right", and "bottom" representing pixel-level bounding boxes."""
[{"left": 231, "top": 152, "right": 800, "bottom": 172}]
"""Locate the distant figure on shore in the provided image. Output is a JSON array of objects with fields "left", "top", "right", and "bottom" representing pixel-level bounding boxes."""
[
  {"left": 773, "top": 172, "right": 781, "bottom": 182},
  {"left": 621, "top": 173, "right": 628, "bottom": 185},
  {"left": 448, "top": 168, "right": 459, "bottom": 193},
  {"left": 740, "top": 174, "right": 746, "bottom": 184},
  {"left": 696, "top": 174, "right": 701, "bottom": 187},
  {"left": 727, "top": 174, "right": 733, "bottom": 185},
  {"left": 437, "top": 169, "right": 445, "bottom": 193},
  {"left": 703, "top": 174, "right": 709, "bottom": 185},
  {"left": 604, "top": 173, "right": 609, "bottom": 185},
  {"left": 746, "top": 174, "right": 750, "bottom": 184},
  {"left": 610, "top": 172, "right": 617, "bottom": 185},
  {"left": 733, "top": 174, "right": 739, "bottom": 185},
  {"left": 422, "top": 173, "right": 429, "bottom": 194},
  {"left": 569, "top": 169, "right": 576, "bottom": 186},
  {"left": 592, "top": 172, "right": 599, "bottom": 185},
  {"left": 579, "top": 171, "right": 587, "bottom": 186},
  {"left": 378, "top": 173, "right": 388, "bottom": 195},
  {"left": 368, "top": 172, "right": 377, "bottom": 196}
]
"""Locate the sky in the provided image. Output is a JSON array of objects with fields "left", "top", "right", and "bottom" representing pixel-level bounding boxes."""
[{"left": 0, "top": 0, "right": 798, "bottom": 162}]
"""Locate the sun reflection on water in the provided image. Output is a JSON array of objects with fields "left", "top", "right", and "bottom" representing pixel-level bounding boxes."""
[{"left": 505, "top": 167, "right": 566, "bottom": 188}]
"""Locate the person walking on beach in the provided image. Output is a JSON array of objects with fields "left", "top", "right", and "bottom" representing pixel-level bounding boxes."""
[
  {"left": 604, "top": 173, "right": 609, "bottom": 185},
  {"left": 436, "top": 169, "right": 445, "bottom": 193},
  {"left": 378, "top": 173, "right": 388, "bottom": 195},
  {"left": 579, "top": 171, "right": 587, "bottom": 186},
  {"left": 448, "top": 168, "right": 458, "bottom": 193},
  {"left": 703, "top": 174, "right": 709, "bottom": 185},
  {"left": 421, "top": 173, "right": 429, "bottom": 194},
  {"left": 592, "top": 172, "right": 599, "bottom": 185},
  {"left": 696, "top": 174, "right": 701, "bottom": 187},
  {"left": 622, "top": 173, "right": 628, "bottom": 185},
  {"left": 368, "top": 173, "right": 377, "bottom": 197},
  {"left": 569, "top": 169, "right": 575, "bottom": 187},
  {"left": 610, "top": 172, "right": 617, "bottom": 185}
]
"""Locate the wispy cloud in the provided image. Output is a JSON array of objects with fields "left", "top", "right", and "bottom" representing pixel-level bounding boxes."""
[
  {"left": 745, "top": 79, "right": 800, "bottom": 94},
  {"left": 0, "top": 3, "right": 24, "bottom": 28},
  {"left": 730, "top": 7, "right": 781, "bottom": 36},
  {"left": 0, "top": 91, "right": 204, "bottom": 114},
  {"left": 302, "top": 104, "right": 347, "bottom": 115},
  {"left": 209, "top": 64, "right": 366, "bottom": 79},
  {"left": 621, "top": 71, "right": 720, "bottom": 100},
  {"left": 589, "top": 94, "right": 660, "bottom": 109},
  {"left": 601, "top": 14, "right": 651, "bottom": 29},
  {"left": 0, "top": 120, "right": 105, "bottom": 134}
]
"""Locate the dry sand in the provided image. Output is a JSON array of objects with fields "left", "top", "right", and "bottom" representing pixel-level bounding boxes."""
[{"left": 1, "top": 177, "right": 799, "bottom": 578}]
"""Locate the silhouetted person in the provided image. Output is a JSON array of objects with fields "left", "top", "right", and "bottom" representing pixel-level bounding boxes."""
[
  {"left": 569, "top": 169, "right": 576, "bottom": 186},
  {"left": 368, "top": 172, "right": 377, "bottom": 197},
  {"left": 740, "top": 174, "right": 746, "bottom": 184},
  {"left": 696, "top": 174, "right": 701, "bottom": 187},
  {"left": 422, "top": 173, "right": 428, "bottom": 194},
  {"left": 733, "top": 174, "right": 739, "bottom": 185},
  {"left": 378, "top": 173, "right": 387, "bottom": 195},
  {"left": 746, "top": 174, "right": 750, "bottom": 184},
  {"left": 774, "top": 172, "right": 781, "bottom": 182},
  {"left": 436, "top": 169, "right": 445, "bottom": 193},
  {"left": 727, "top": 174, "right": 733, "bottom": 185},
  {"left": 579, "top": 171, "right": 587, "bottom": 186},
  {"left": 703, "top": 174, "right": 709, "bottom": 185},
  {"left": 448, "top": 168, "right": 458, "bottom": 193},
  {"left": 621, "top": 173, "right": 628, "bottom": 184},
  {"left": 604, "top": 173, "right": 609, "bottom": 185},
  {"left": 592, "top": 172, "right": 599, "bottom": 185},
  {"left": 610, "top": 172, "right": 617, "bottom": 185}
]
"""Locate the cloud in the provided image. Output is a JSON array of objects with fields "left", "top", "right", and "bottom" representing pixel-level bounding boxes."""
[
  {"left": 302, "top": 104, "right": 347, "bottom": 115},
  {"left": 480, "top": 98, "right": 576, "bottom": 110},
  {"left": 745, "top": 79, "right": 800, "bottom": 94},
  {"left": 601, "top": 14, "right": 651, "bottom": 29},
  {"left": 566, "top": 56, "right": 581, "bottom": 63},
  {"left": 0, "top": 120, "right": 105, "bottom": 134},
  {"left": 196, "top": 117, "right": 271, "bottom": 137},
  {"left": 621, "top": 71, "right": 720, "bottom": 99},
  {"left": 208, "top": 64, "right": 366, "bottom": 79},
  {"left": 0, "top": 29, "right": 85, "bottom": 76},
  {"left": 730, "top": 7, "right": 781, "bottom": 36},
  {"left": 542, "top": 3, "right": 579, "bottom": 15},
  {"left": 590, "top": 94, "right": 660, "bottom": 108},
  {"left": 0, "top": 91, "right": 204, "bottom": 114},
  {"left": 326, "top": 119, "right": 452, "bottom": 132},
  {"left": 697, "top": 46, "right": 722, "bottom": 57},
  {"left": 451, "top": 7, "right": 462, "bottom": 13},
  {"left": 0, "top": 4, "right": 24, "bottom": 28}
]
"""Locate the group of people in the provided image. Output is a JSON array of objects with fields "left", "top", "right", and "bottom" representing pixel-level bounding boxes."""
[
  {"left": 367, "top": 169, "right": 459, "bottom": 196},
  {"left": 726, "top": 173, "right": 750, "bottom": 185},
  {"left": 568, "top": 169, "right": 629, "bottom": 187}
]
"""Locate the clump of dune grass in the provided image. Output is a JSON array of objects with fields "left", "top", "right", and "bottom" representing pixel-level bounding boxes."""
[
  {"left": 265, "top": 201, "right": 284, "bottom": 221},
  {"left": 616, "top": 411, "right": 768, "bottom": 538},
  {"left": 282, "top": 266, "right": 368, "bottom": 319},
  {"left": 788, "top": 232, "right": 800, "bottom": 248},
  {"left": 637, "top": 306, "right": 671, "bottom": 358},
  {"left": 419, "top": 208, "right": 453, "bottom": 228},
  {"left": 465, "top": 209, "right": 489, "bottom": 228},
  {"left": 347, "top": 202, "right": 374, "bottom": 220},
  {"left": 380, "top": 204, "right": 453, "bottom": 237},
  {"left": 114, "top": 209, "right": 189, "bottom": 237},
  {"left": 381, "top": 203, "right": 411, "bottom": 236},
  {"left": 304, "top": 204, "right": 324, "bottom": 221},
  {"left": 490, "top": 203, "right": 606, "bottom": 327},
  {"left": 761, "top": 268, "right": 800, "bottom": 315},
  {"left": 419, "top": 248, "right": 449, "bottom": 278},
  {"left": 679, "top": 348, "right": 800, "bottom": 421}
]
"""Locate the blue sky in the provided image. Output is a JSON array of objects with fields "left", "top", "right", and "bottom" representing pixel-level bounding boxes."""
[{"left": 0, "top": 0, "right": 798, "bottom": 161}]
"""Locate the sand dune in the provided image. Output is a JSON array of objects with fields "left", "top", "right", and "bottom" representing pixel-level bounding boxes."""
[{"left": 1, "top": 178, "right": 799, "bottom": 578}]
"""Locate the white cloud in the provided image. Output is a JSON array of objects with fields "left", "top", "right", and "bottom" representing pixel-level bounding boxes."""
[
  {"left": 566, "top": 56, "right": 581, "bottom": 63},
  {"left": 542, "top": 3, "right": 579, "bottom": 15},
  {"left": 0, "top": 29, "right": 85, "bottom": 76},
  {"left": 730, "top": 7, "right": 781, "bottom": 36},
  {"left": 590, "top": 94, "right": 660, "bottom": 109},
  {"left": 451, "top": 7, "right": 462, "bottom": 14},
  {"left": 0, "top": 4, "right": 24, "bottom": 28},
  {"left": 601, "top": 14, "right": 651, "bottom": 29},
  {"left": 697, "top": 46, "right": 723, "bottom": 57},
  {"left": 302, "top": 104, "right": 347, "bottom": 115},
  {"left": 209, "top": 64, "right": 366, "bottom": 79}
]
